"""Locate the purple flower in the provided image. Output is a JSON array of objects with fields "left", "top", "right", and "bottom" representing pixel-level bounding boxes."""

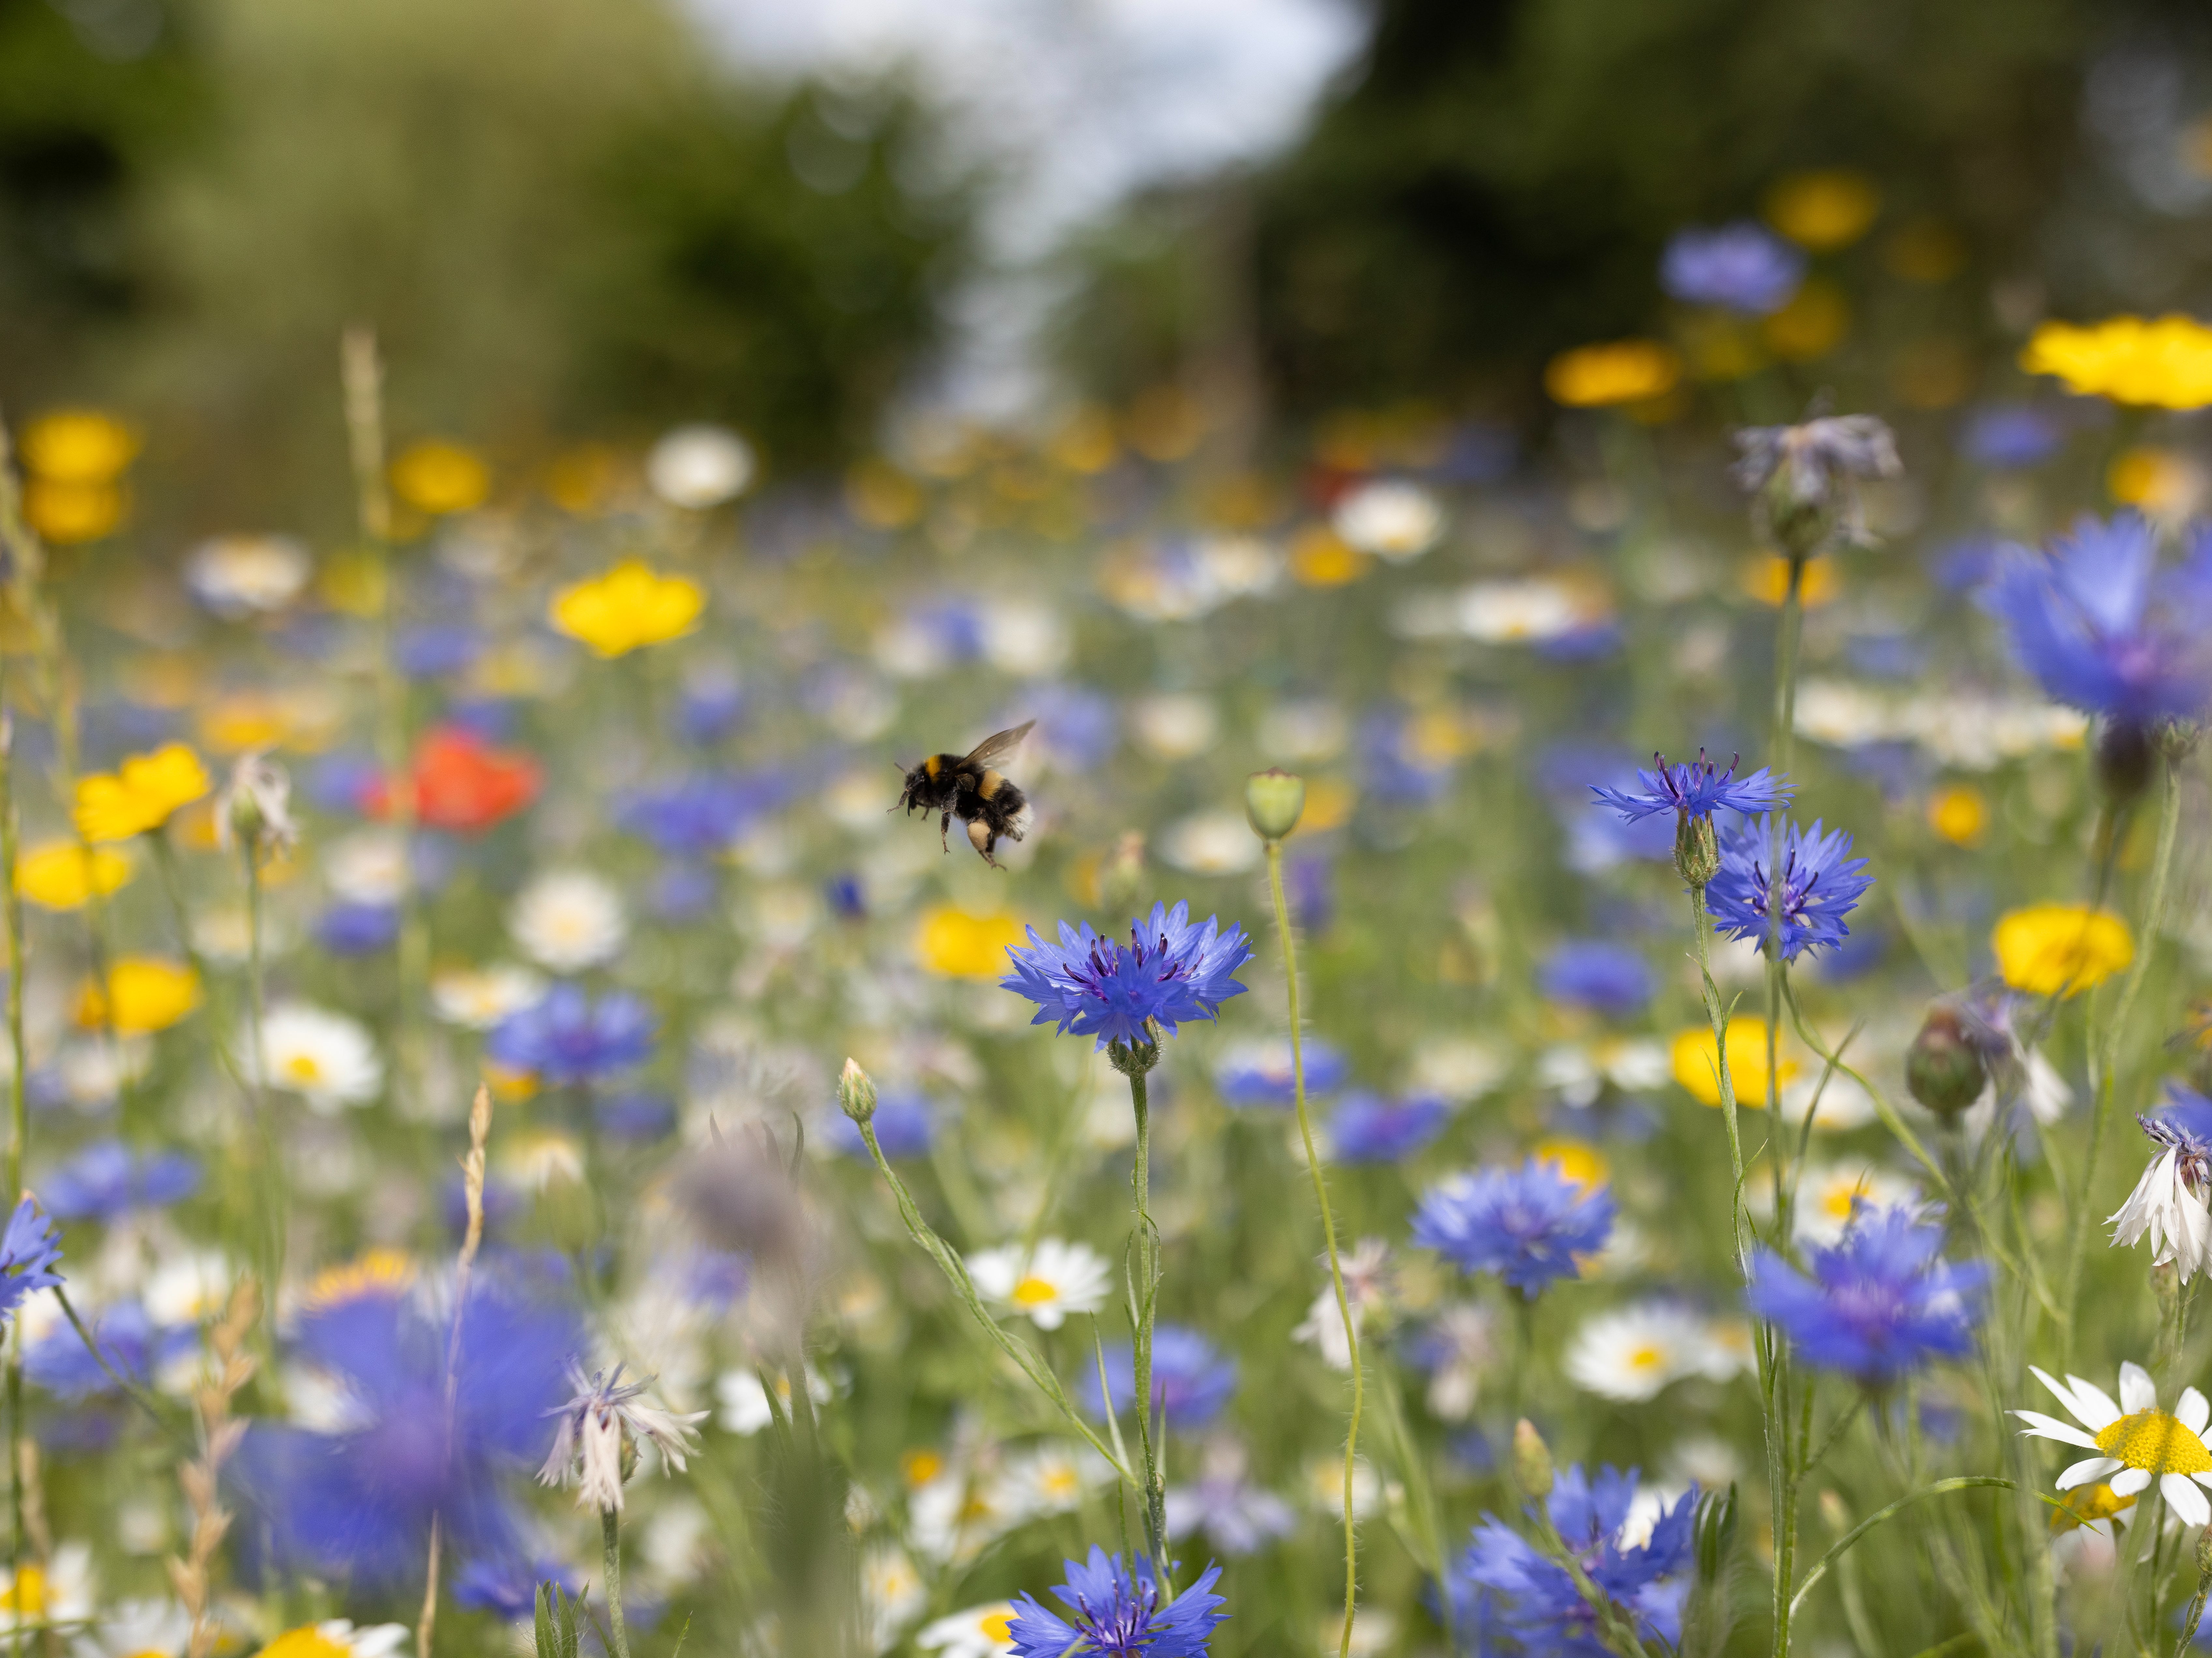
[
  {"left": 1659, "top": 222, "right": 1804, "bottom": 315},
  {"left": 27, "top": 1300, "right": 194, "bottom": 1399},
  {"left": 1985, "top": 513, "right": 2212, "bottom": 724},
  {"left": 1747, "top": 1208, "right": 1986, "bottom": 1382},
  {"left": 1589, "top": 751, "right": 1789, "bottom": 824},
  {"left": 1537, "top": 941, "right": 1654, "bottom": 1017},
  {"left": 1092, "top": 1326, "right": 1238, "bottom": 1429},
  {"left": 1165, "top": 1444, "right": 1295, "bottom": 1556},
  {"left": 1328, "top": 1092, "right": 1448, "bottom": 1163},
  {"left": 1412, "top": 1159, "right": 1614, "bottom": 1297},
  {"left": 1007, "top": 1547, "right": 1227, "bottom": 1658},
  {"left": 0, "top": 1200, "right": 62, "bottom": 1326},
  {"left": 316, "top": 901, "right": 401, "bottom": 956},
  {"left": 1214, "top": 1037, "right": 1349, "bottom": 1107},
  {"left": 2139, "top": 1082, "right": 2212, "bottom": 1181},
  {"left": 1003, "top": 901, "right": 1253, "bottom": 1049},
  {"left": 1705, "top": 816, "right": 1874, "bottom": 963},
  {"left": 1457, "top": 1465, "right": 1697, "bottom": 1657},
  {"left": 618, "top": 771, "right": 787, "bottom": 858},
  {"left": 232, "top": 1258, "right": 582, "bottom": 1584},
  {"left": 451, "top": 1555, "right": 580, "bottom": 1620},
  {"left": 39, "top": 1139, "right": 199, "bottom": 1222},
  {"left": 485, "top": 985, "right": 655, "bottom": 1086},
  {"left": 1962, "top": 405, "right": 2064, "bottom": 471},
  {"left": 828, "top": 1089, "right": 934, "bottom": 1159}
]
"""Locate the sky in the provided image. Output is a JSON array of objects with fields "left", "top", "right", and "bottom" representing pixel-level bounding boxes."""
[{"left": 686, "top": 0, "right": 1370, "bottom": 414}]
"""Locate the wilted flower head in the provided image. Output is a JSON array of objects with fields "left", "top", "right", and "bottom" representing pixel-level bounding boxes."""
[
  {"left": 2109, "top": 1084, "right": 2212, "bottom": 1281},
  {"left": 1732, "top": 413, "right": 1901, "bottom": 555},
  {"left": 1001, "top": 901, "right": 1252, "bottom": 1050},
  {"left": 214, "top": 751, "right": 298, "bottom": 857},
  {"left": 538, "top": 1360, "right": 707, "bottom": 1513}
]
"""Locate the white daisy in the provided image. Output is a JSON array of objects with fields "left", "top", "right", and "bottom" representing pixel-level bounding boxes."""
[
  {"left": 915, "top": 1603, "right": 1018, "bottom": 1658},
  {"left": 184, "top": 533, "right": 312, "bottom": 617},
  {"left": 253, "top": 1622, "right": 408, "bottom": 1658},
  {"left": 2014, "top": 1360, "right": 2212, "bottom": 1528},
  {"left": 510, "top": 869, "right": 627, "bottom": 972},
  {"left": 1333, "top": 479, "right": 1444, "bottom": 561},
  {"left": 1003, "top": 1441, "right": 1112, "bottom": 1517},
  {"left": 255, "top": 1004, "right": 383, "bottom": 1111},
  {"left": 647, "top": 424, "right": 755, "bottom": 509},
  {"left": 72, "top": 1597, "right": 191, "bottom": 1658},
  {"left": 430, "top": 963, "right": 547, "bottom": 1030},
  {"left": 323, "top": 828, "right": 409, "bottom": 906},
  {"left": 860, "top": 1543, "right": 927, "bottom": 1652},
  {"left": 1564, "top": 1302, "right": 1714, "bottom": 1402},
  {"left": 1791, "top": 1163, "right": 1918, "bottom": 1246},
  {"left": 0, "top": 1542, "right": 93, "bottom": 1633},
  {"left": 967, "top": 1238, "right": 1112, "bottom": 1331},
  {"left": 143, "top": 1249, "right": 233, "bottom": 1327}
]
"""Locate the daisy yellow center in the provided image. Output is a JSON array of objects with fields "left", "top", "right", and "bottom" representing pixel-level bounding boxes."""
[
  {"left": 1038, "top": 1466, "right": 1079, "bottom": 1498},
  {"left": 1627, "top": 1344, "right": 1668, "bottom": 1373},
  {"left": 980, "top": 1611, "right": 1015, "bottom": 1642},
  {"left": 900, "top": 1448, "right": 943, "bottom": 1486},
  {"left": 0, "top": 1566, "right": 44, "bottom": 1614},
  {"left": 2094, "top": 1408, "right": 2212, "bottom": 1475},
  {"left": 260, "top": 1628, "right": 354, "bottom": 1658},
  {"left": 285, "top": 1053, "right": 324, "bottom": 1083},
  {"left": 2050, "top": 1481, "right": 2135, "bottom": 1533},
  {"left": 1011, "top": 1276, "right": 1058, "bottom": 1307}
]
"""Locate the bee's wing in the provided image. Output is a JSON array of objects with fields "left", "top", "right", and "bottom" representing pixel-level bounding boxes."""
[{"left": 962, "top": 720, "right": 1035, "bottom": 769}]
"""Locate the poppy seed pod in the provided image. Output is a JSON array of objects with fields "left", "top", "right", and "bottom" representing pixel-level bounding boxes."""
[{"left": 1245, "top": 769, "right": 1306, "bottom": 841}]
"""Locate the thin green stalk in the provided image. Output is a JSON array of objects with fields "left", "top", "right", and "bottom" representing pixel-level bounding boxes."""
[
  {"left": 1266, "top": 837, "right": 1362, "bottom": 1658},
  {"left": 242, "top": 844, "right": 283, "bottom": 1302},
  {"left": 1789, "top": 1478, "right": 2014, "bottom": 1617},
  {"left": 600, "top": 1508, "right": 631, "bottom": 1658},
  {"left": 1124, "top": 1063, "right": 1169, "bottom": 1584},
  {"left": 0, "top": 663, "right": 23, "bottom": 1658},
  {"left": 2060, "top": 759, "right": 2182, "bottom": 1344}
]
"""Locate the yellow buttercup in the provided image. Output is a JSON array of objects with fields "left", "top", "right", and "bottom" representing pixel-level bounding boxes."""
[
  {"left": 74, "top": 743, "right": 213, "bottom": 843},
  {"left": 550, "top": 559, "right": 706, "bottom": 657}
]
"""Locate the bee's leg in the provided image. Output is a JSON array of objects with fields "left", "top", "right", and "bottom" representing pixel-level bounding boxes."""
[
  {"left": 967, "top": 817, "right": 999, "bottom": 868},
  {"left": 938, "top": 809, "right": 951, "bottom": 852}
]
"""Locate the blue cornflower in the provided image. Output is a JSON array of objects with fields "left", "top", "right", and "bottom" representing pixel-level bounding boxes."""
[
  {"left": 1328, "top": 1092, "right": 1448, "bottom": 1164},
  {"left": 0, "top": 1200, "right": 62, "bottom": 1326},
  {"left": 1985, "top": 513, "right": 2212, "bottom": 724},
  {"left": 317, "top": 901, "right": 401, "bottom": 956},
  {"left": 233, "top": 1257, "right": 582, "bottom": 1583},
  {"left": 1747, "top": 1208, "right": 1987, "bottom": 1382},
  {"left": 1093, "top": 1325, "right": 1238, "bottom": 1429},
  {"left": 1003, "top": 901, "right": 1252, "bottom": 1050},
  {"left": 39, "top": 1139, "right": 199, "bottom": 1222},
  {"left": 1589, "top": 751, "right": 1789, "bottom": 824},
  {"left": 618, "top": 771, "right": 785, "bottom": 858},
  {"left": 827, "top": 1089, "right": 934, "bottom": 1159},
  {"left": 27, "top": 1300, "right": 194, "bottom": 1399},
  {"left": 1659, "top": 222, "right": 1804, "bottom": 315},
  {"left": 1412, "top": 1158, "right": 1615, "bottom": 1297},
  {"left": 676, "top": 671, "right": 745, "bottom": 746},
  {"left": 1457, "top": 1465, "right": 1697, "bottom": 1657},
  {"left": 395, "top": 623, "right": 484, "bottom": 679},
  {"left": 1213, "top": 1037, "right": 1349, "bottom": 1107},
  {"left": 452, "top": 1555, "right": 581, "bottom": 1620},
  {"left": 1705, "top": 816, "right": 1874, "bottom": 963},
  {"left": 1007, "top": 1547, "right": 1227, "bottom": 1658},
  {"left": 596, "top": 1090, "right": 678, "bottom": 1144},
  {"left": 1538, "top": 941, "right": 1654, "bottom": 1017},
  {"left": 649, "top": 863, "right": 718, "bottom": 922},
  {"left": 485, "top": 985, "right": 655, "bottom": 1086},
  {"left": 1961, "top": 405, "right": 2064, "bottom": 471}
]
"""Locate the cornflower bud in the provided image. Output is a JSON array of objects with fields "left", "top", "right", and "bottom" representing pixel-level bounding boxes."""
[
  {"left": 1674, "top": 814, "right": 1720, "bottom": 888},
  {"left": 1244, "top": 769, "right": 1306, "bottom": 841},
  {"left": 837, "top": 1057, "right": 877, "bottom": 1125},
  {"left": 1107, "top": 1020, "right": 1162, "bottom": 1078},
  {"left": 1512, "top": 1418, "right": 1554, "bottom": 1499},
  {"left": 1905, "top": 1007, "right": 1987, "bottom": 1121}
]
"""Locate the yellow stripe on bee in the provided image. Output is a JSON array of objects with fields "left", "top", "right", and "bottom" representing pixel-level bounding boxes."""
[
  {"left": 979, "top": 772, "right": 1002, "bottom": 798},
  {"left": 923, "top": 755, "right": 942, "bottom": 777}
]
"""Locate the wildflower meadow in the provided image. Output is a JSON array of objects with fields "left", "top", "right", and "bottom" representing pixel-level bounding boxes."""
[{"left": 4, "top": 179, "right": 2212, "bottom": 1658}]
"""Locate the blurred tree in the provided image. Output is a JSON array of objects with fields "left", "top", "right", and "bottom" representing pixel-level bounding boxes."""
[{"left": 0, "top": 0, "right": 969, "bottom": 527}]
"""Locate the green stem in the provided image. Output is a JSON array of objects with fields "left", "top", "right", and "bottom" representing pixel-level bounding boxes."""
[
  {"left": 1125, "top": 1064, "right": 1169, "bottom": 1586},
  {"left": 1267, "top": 837, "right": 1362, "bottom": 1658},
  {"left": 1789, "top": 1478, "right": 2013, "bottom": 1618},
  {"left": 600, "top": 1507, "right": 631, "bottom": 1658},
  {"left": 2060, "top": 758, "right": 2182, "bottom": 1346}
]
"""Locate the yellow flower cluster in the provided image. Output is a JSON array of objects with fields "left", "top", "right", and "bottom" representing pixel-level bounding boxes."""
[
  {"left": 14, "top": 840, "right": 132, "bottom": 911},
  {"left": 1992, "top": 904, "right": 2133, "bottom": 997},
  {"left": 16, "top": 408, "right": 139, "bottom": 545},
  {"left": 2020, "top": 315, "right": 2212, "bottom": 410},
  {"left": 1544, "top": 340, "right": 1683, "bottom": 409},
  {"left": 73, "top": 743, "right": 213, "bottom": 843},
  {"left": 550, "top": 559, "right": 706, "bottom": 657},
  {"left": 1671, "top": 1016, "right": 1800, "bottom": 1108},
  {"left": 77, "top": 958, "right": 200, "bottom": 1035},
  {"left": 916, "top": 907, "right": 1027, "bottom": 978}
]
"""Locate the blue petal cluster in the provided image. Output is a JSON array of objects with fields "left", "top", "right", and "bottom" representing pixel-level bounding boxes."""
[
  {"left": 1457, "top": 1465, "right": 1698, "bottom": 1657},
  {"left": 1706, "top": 816, "right": 1874, "bottom": 963},
  {"left": 1213, "top": 1037, "right": 1349, "bottom": 1107},
  {"left": 0, "top": 1200, "right": 63, "bottom": 1326},
  {"left": 232, "top": 1258, "right": 582, "bottom": 1585},
  {"left": 40, "top": 1139, "right": 199, "bottom": 1222},
  {"left": 485, "top": 985, "right": 655, "bottom": 1085},
  {"left": 1092, "top": 1325, "right": 1239, "bottom": 1430},
  {"left": 1328, "top": 1092, "right": 1448, "bottom": 1163},
  {"left": 1747, "top": 1208, "right": 1986, "bottom": 1382},
  {"left": 1984, "top": 512, "right": 2212, "bottom": 724},
  {"left": 27, "top": 1300, "right": 194, "bottom": 1399},
  {"left": 1589, "top": 751, "right": 1790, "bottom": 823},
  {"left": 1659, "top": 222, "right": 1804, "bottom": 314},
  {"left": 1007, "top": 1547, "right": 1227, "bottom": 1658},
  {"left": 1537, "top": 940, "right": 1655, "bottom": 1017},
  {"left": 1002, "top": 901, "right": 1252, "bottom": 1049},
  {"left": 1411, "top": 1158, "right": 1614, "bottom": 1297},
  {"left": 827, "top": 1088, "right": 936, "bottom": 1159},
  {"left": 618, "top": 769, "right": 790, "bottom": 858}
]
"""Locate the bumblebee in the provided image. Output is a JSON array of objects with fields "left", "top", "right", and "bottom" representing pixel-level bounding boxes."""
[{"left": 896, "top": 720, "right": 1034, "bottom": 868}]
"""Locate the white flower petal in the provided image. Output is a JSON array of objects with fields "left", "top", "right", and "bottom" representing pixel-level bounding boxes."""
[
  {"left": 2056, "top": 1457, "right": 2123, "bottom": 1490},
  {"left": 2111, "top": 1466, "right": 2153, "bottom": 1497},
  {"left": 2180, "top": 1388, "right": 2210, "bottom": 1436},
  {"left": 2167, "top": 1474, "right": 2212, "bottom": 1529},
  {"left": 2059, "top": 1371, "right": 2123, "bottom": 1430},
  {"left": 2119, "top": 1361, "right": 2157, "bottom": 1415},
  {"left": 2011, "top": 1410, "right": 2103, "bottom": 1451}
]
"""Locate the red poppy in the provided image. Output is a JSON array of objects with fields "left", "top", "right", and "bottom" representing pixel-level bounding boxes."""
[{"left": 365, "top": 726, "right": 540, "bottom": 834}]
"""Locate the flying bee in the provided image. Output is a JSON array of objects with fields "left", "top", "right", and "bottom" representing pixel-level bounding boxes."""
[{"left": 895, "top": 720, "right": 1034, "bottom": 869}]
